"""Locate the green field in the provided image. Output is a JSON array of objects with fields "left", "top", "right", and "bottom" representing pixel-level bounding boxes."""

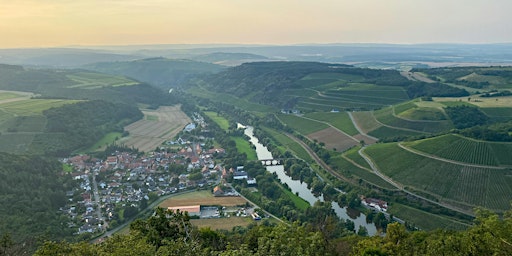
[
  {"left": 364, "top": 143, "right": 512, "bottom": 211},
  {"left": 83, "top": 132, "right": 123, "bottom": 152},
  {"left": 276, "top": 114, "right": 328, "bottom": 135},
  {"left": 404, "top": 134, "right": 512, "bottom": 166},
  {"left": 388, "top": 203, "right": 470, "bottom": 231},
  {"left": 261, "top": 126, "right": 313, "bottom": 162},
  {"left": 66, "top": 72, "right": 138, "bottom": 89},
  {"left": 231, "top": 136, "right": 258, "bottom": 161},
  {"left": 0, "top": 92, "right": 24, "bottom": 100},
  {"left": 303, "top": 112, "right": 359, "bottom": 135},
  {"left": 0, "top": 99, "right": 78, "bottom": 116},
  {"left": 204, "top": 111, "right": 230, "bottom": 131}
]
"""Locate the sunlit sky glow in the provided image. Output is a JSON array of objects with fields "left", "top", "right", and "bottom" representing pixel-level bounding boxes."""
[{"left": 1, "top": 0, "right": 511, "bottom": 48}]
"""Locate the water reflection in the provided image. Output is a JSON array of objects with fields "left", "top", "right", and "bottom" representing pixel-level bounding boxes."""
[{"left": 243, "top": 125, "right": 377, "bottom": 235}]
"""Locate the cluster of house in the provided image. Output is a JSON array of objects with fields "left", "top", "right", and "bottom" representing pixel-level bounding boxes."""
[
  {"left": 61, "top": 142, "right": 227, "bottom": 235},
  {"left": 361, "top": 197, "right": 388, "bottom": 212}
]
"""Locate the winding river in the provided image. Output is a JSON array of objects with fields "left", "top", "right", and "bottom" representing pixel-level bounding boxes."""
[{"left": 243, "top": 125, "right": 377, "bottom": 235}]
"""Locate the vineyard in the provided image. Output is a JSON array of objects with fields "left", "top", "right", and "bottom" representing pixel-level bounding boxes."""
[
  {"left": 329, "top": 154, "right": 397, "bottom": 190},
  {"left": 276, "top": 114, "right": 328, "bottom": 135},
  {"left": 363, "top": 143, "right": 512, "bottom": 211},
  {"left": 405, "top": 134, "right": 512, "bottom": 166},
  {"left": 303, "top": 112, "right": 359, "bottom": 135},
  {"left": 296, "top": 84, "right": 409, "bottom": 111},
  {"left": 350, "top": 111, "right": 382, "bottom": 134}
]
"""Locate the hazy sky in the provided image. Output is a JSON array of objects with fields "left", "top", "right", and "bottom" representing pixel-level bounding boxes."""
[{"left": 1, "top": 0, "right": 511, "bottom": 48}]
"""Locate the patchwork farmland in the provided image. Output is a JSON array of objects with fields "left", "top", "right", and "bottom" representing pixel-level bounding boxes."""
[{"left": 121, "top": 105, "right": 191, "bottom": 152}]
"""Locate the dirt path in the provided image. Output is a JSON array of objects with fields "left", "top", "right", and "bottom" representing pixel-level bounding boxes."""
[
  {"left": 358, "top": 146, "right": 475, "bottom": 216},
  {"left": 347, "top": 112, "right": 379, "bottom": 142}
]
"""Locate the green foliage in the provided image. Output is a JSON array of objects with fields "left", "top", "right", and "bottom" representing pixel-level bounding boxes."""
[
  {"left": 406, "top": 82, "right": 469, "bottom": 98},
  {"left": 445, "top": 105, "right": 489, "bottom": 129},
  {"left": 0, "top": 152, "right": 74, "bottom": 251},
  {"left": 34, "top": 100, "right": 143, "bottom": 156}
]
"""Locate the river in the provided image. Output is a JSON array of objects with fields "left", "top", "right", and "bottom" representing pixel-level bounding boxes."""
[{"left": 243, "top": 125, "right": 377, "bottom": 235}]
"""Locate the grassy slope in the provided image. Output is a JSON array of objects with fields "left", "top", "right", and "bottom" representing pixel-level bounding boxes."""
[{"left": 204, "top": 111, "right": 230, "bottom": 131}]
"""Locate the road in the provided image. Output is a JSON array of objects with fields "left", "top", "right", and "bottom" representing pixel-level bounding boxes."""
[{"left": 90, "top": 171, "right": 105, "bottom": 230}]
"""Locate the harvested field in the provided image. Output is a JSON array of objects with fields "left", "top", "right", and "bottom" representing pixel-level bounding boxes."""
[
  {"left": 191, "top": 217, "right": 252, "bottom": 230},
  {"left": 307, "top": 127, "right": 359, "bottom": 152},
  {"left": 159, "top": 190, "right": 248, "bottom": 208},
  {"left": 122, "top": 105, "right": 191, "bottom": 152}
]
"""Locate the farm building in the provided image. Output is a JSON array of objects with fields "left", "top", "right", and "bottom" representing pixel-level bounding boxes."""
[{"left": 168, "top": 205, "right": 201, "bottom": 217}]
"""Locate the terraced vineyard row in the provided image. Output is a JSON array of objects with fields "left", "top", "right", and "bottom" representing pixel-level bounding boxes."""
[
  {"left": 406, "top": 134, "right": 512, "bottom": 166},
  {"left": 364, "top": 143, "right": 512, "bottom": 211}
]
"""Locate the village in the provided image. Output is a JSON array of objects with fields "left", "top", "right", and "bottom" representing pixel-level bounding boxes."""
[{"left": 59, "top": 121, "right": 252, "bottom": 235}]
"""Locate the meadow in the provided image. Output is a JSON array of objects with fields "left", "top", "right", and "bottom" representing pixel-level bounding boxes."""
[
  {"left": 66, "top": 72, "right": 138, "bottom": 89},
  {"left": 204, "top": 111, "right": 230, "bottom": 131},
  {"left": 231, "top": 136, "right": 258, "bottom": 161}
]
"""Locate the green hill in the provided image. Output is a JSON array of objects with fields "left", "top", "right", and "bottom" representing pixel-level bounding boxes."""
[
  {"left": 188, "top": 61, "right": 468, "bottom": 111},
  {"left": 83, "top": 57, "right": 226, "bottom": 89}
]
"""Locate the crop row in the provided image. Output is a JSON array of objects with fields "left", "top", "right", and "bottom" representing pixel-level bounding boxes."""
[
  {"left": 408, "top": 134, "right": 512, "bottom": 166},
  {"left": 364, "top": 143, "right": 512, "bottom": 210}
]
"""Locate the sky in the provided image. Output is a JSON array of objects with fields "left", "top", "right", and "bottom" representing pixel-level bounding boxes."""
[{"left": 1, "top": 0, "right": 511, "bottom": 48}]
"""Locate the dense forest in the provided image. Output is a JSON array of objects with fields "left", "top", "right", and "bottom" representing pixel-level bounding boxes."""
[{"left": 0, "top": 153, "right": 75, "bottom": 251}]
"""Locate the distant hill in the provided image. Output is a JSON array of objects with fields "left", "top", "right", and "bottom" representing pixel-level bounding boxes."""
[
  {"left": 0, "top": 48, "right": 139, "bottom": 67},
  {"left": 0, "top": 64, "right": 174, "bottom": 107},
  {"left": 190, "top": 52, "right": 269, "bottom": 66},
  {"left": 83, "top": 57, "right": 226, "bottom": 89}
]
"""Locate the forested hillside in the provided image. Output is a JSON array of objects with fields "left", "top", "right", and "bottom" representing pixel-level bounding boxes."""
[
  {"left": 84, "top": 57, "right": 225, "bottom": 89},
  {"left": 0, "top": 153, "right": 75, "bottom": 250},
  {"left": 32, "top": 100, "right": 143, "bottom": 156}
]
